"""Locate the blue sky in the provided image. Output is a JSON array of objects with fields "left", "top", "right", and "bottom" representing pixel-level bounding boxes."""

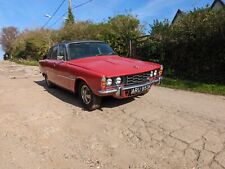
[{"left": 0, "top": 0, "right": 214, "bottom": 60}]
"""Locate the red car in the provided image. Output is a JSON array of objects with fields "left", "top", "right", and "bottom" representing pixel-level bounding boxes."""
[{"left": 39, "top": 41, "right": 163, "bottom": 110}]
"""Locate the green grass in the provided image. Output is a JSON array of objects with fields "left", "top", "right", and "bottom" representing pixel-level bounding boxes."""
[
  {"left": 11, "top": 59, "right": 39, "bottom": 66},
  {"left": 161, "top": 78, "right": 225, "bottom": 96}
]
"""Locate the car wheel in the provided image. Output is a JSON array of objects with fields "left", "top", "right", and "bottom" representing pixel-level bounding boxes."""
[
  {"left": 44, "top": 74, "right": 54, "bottom": 88},
  {"left": 79, "top": 81, "right": 102, "bottom": 111}
]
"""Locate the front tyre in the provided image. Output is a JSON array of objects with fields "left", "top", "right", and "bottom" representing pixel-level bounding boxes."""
[
  {"left": 78, "top": 82, "right": 102, "bottom": 111},
  {"left": 44, "top": 74, "right": 54, "bottom": 88}
]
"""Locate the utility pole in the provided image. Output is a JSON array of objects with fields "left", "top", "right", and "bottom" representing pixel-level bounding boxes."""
[{"left": 69, "top": 0, "right": 72, "bottom": 9}]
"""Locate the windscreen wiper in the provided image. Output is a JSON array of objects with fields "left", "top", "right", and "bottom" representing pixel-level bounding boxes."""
[
  {"left": 107, "top": 52, "right": 116, "bottom": 55},
  {"left": 96, "top": 52, "right": 116, "bottom": 56}
]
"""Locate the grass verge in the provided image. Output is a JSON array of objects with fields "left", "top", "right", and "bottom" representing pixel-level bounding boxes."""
[
  {"left": 11, "top": 59, "right": 39, "bottom": 66},
  {"left": 161, "top": 78, "right": 225, "bottom": 96}
]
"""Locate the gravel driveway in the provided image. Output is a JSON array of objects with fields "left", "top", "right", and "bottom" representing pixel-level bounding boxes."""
[{"left": 0, "top": 61, "right": 225, "bottom": 169}]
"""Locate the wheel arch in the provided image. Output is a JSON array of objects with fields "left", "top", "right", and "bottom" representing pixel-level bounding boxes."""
[{"left": 74, "top": 77, "right": 88, "bottom": 94}]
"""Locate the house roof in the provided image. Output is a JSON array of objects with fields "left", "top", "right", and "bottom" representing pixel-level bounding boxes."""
[
  {"left": 171, "top": 9, "right": 186, "bottom": 24},
  {"left": 171, "top": 0, "right": 225, "bottom": 24},
  {"left": 211, "top": 0, "right": 225, "bottom": 9}
]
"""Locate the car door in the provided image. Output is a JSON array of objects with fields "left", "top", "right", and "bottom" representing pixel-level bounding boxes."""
[
  {"left": 54, "top": 44, "right": 75, "bottom": 91},
  {"left": 47, "top": 45, "right": 58, "bottom": 83},
  {"left": 39, "top": 47, "right": 52, "bottom": 74}
]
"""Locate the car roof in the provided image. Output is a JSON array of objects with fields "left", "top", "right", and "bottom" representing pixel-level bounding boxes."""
[{"left": 59, "top": 40, "right": 104, "bottom": 45}]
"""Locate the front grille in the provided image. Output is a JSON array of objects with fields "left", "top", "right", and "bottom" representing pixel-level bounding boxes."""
[{"left": 125, "top": 71, "right": 151, "bottom": 86}]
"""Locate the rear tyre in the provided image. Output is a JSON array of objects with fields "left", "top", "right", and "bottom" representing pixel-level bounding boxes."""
[
  {"left": 44, "top": 74, "right": 54, "bottom": 88},
  {"left": 78, "top": 81, "right": 102, "bottom": 111}
]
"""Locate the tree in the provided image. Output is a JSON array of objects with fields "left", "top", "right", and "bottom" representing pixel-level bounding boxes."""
[
  {"left": 0, "top": 26, "right": 19, "bottom": 56},
  {"left": 12, "top": 29, "right": 51, "bottom": 60},
  {"left": 105, "top": 14, "right": 144, "bottom": 56},
  {"left": 65, "top": 5, "right": 75, "bottom": 26},
  {"left": 150, "top": 19, "right": 170, "bottom": 39}
]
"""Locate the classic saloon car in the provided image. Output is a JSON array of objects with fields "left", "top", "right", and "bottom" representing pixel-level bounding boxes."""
[{"left": 39, "top": 41, "right": 163, "bottom": 110}]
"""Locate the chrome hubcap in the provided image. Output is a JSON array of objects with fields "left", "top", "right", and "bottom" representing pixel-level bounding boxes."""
[{"left": 81, "top": 85, "right": 91, "bottom": 104}]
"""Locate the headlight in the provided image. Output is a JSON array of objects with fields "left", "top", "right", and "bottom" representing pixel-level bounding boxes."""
[
  {"left": 154, "top": 70, "right": 157, "bottom": 76},
  {"left": 115, "top": 77, "right": 122, "bottom": 85},
  {"left": 150, "top": 71, "right": 154, "bottom": 77},
  {"left": 159, "top": 65, "right": 163, "bottom": 76},
  {"left": 106, "top": 78, "right": 112, "bottom": 86}
]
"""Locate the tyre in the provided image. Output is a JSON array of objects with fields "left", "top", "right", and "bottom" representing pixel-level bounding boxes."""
[
  {"left": 78, "top": 81, "right": 102, "bottom": 111},
  {"left": 44, "top": 74, "right": 54, "bottom": 88}
]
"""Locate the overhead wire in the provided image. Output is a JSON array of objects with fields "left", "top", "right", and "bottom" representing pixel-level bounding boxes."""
[
  {"left": 42, "top": 0, "right": 66, "bottom": 28},
  {"left": 49, "top": 0, "right": 94, "bottom": 28}
]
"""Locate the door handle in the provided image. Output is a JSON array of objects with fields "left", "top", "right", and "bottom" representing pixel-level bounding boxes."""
[{"left": 53, "top": 63, "right": 56, "bottom": 67}]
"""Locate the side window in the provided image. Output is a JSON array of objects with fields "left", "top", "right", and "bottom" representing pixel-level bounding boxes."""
[
  {"left": 59, "top": 44, "right": 66, "bottom": 60},
  {"left": 47, "top": 47, "right": 53, "bottom": 59},
  {"left": 51, "top": 46, "right": 58, "bottom": 60}
]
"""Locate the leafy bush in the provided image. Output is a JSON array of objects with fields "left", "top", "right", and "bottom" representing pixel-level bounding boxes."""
[
  {"left": 105, "top": 15, "right": 144, "bottom": 56},
  {"left": 139, "top": 8, "right": 225, "bottom": 84},
  {"left": 54, "top": 15, "right": 143, "bottom": 56},
  {"left": 12, "top": 29, "right": 51, "bottom": 60},
  {"left": 169, "top": 9, "right": 225, "bottom": 83},
  {"left": 5, "top": 14, "right": 143, "bottom": 61},
  {"left": 0, "top": 26, "right": 19, "bottom": 57}
]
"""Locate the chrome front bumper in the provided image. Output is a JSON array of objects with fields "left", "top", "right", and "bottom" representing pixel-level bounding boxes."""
[{"left": 98, "top": 76, "right": 163, "bottom": 95}]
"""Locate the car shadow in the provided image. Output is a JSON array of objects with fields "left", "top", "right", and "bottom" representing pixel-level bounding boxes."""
[
  {"left": 34, "top": 80, "right": 83, "bottom": 109},
  {"left": 34, "top": 80, "right": 135, "bottom": 110}
]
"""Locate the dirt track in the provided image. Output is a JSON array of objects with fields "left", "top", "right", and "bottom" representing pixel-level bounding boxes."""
[{"left": 0, "top": 61, "right": 225, "bottom": 169}]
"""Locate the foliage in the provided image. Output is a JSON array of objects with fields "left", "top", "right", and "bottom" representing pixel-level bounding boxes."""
[
  {"left": 0, "top": 26, "right": 19, "bottom": 56},
  {"left": 55, "top": 21, "right": 99, "bottom": 41},
  {"left": 168, "top": 9, "right": 225, "bottom": 84},
  {"left": 150, "top": 19, "right": 170, "bottom": 38},
  {"left": 4, "top": 14, "right": 143, "bottom": 61},
  {"left": 134, "top": 8, "right": 225, "bottom": 84},
  {"left": 11, "top": 29, "right": 52, "bottom": 60},
  {"left": 105, "top": 15, "right": 144, "bottom": 56},
  {"left": 56, "top": 14, "right": 143, "bottom": 56}
]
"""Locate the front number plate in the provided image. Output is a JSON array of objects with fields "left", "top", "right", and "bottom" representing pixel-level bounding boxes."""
[{"left": 130, "top": 84, "right": 151, "bottom": 95}]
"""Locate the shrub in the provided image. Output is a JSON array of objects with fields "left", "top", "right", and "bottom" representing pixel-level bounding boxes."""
[
  {"left": 12, "top": 29, "right": 52, "bottom": 60},
  {"left": 8, "top": 14, "right": 143, "bottom": 60},
  {"left": 144, "top": 8, "right": 225, "bottom": 84}
]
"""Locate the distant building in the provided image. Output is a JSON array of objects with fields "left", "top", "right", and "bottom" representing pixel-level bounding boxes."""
[
  {"left": 171, "top": 0, "right": 225, "bottom": 24},
  {"left": 171, "top": 9, "right": 186, "bottom": 25},
  {"left": 211, "top": 0, "right": 225, "bottom": 10}
]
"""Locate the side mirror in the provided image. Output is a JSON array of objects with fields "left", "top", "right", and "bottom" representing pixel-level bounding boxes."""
[
  {"left": 57, "top": 55, "right": 64, "bottom": 60},
  {"left": 43, "top": 54, "right": 47, "bottom": 60}
]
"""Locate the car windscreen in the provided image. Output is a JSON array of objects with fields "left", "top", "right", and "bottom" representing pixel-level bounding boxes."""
[{"left": 68, "top": 42, "right": 115, "bottom": 60}]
